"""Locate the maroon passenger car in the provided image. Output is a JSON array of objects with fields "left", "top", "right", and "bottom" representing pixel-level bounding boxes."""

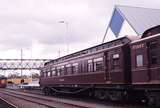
[
  {"left": 40, "top": 25, "right": 160, "bottom": 106},
  {"left": 40, "top": 36, "right": 139, "bottom": 100},
  {"left": 130, "top": 25, "right": 160, "bottom": 106},
  {"left": 131, "top": 34, "right": 160, "bottom": 84},
  {"left": 131, "top": 25, "right": 160, "bottom": 84}
]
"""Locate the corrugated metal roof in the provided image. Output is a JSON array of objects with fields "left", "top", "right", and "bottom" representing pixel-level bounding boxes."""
[{"left": 116, "top": 5, "right": 160, "bottom": 35}]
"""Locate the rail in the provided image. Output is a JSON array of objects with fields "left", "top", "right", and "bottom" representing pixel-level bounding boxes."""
[{"left": 0, "top": 89, "right": 90, "bottom": 108}]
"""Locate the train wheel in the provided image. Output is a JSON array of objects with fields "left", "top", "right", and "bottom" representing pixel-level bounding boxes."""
[
  {"left": 42, "top": 87, "right": 48, "bottom": 95},
  {"left": 88, "top": 91, "right": 94, "bottom": 97},
  {"left": 148, "top": 95, "right": 155, "bottom": 106},
  {"left": 43, "top": 87, "right": 52, "bottom": 96},
  {"left": 146, "top": 93, "right": 160, "bottom": 107},
  {"left": 109, "top": 91, "right": 123, "bottom": 101},
  {"left": 104, "top": 91, "right": 110, "bottom": 100},
  {"left": 94, "top": 90, "right": 107, "bottom": 100},
  {"left": 48, "top": 88, "right": 54, "bottom": 95},
  {"left": 51, "top": 90, "right": 56, "bottom": 95}
]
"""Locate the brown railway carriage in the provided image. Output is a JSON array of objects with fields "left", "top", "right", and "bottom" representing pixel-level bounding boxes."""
[
  {"left": 40, "top": 36, "right": 137, "bottom": 86},
  {"left": 41, "top": 45, "right": 129, "bottom": 85},
  {"left": 131, "top": 34, "right": 160, "bottom": 84},
  {"left": 131, "top": 25, "right": 160, "bottom": 85},
  {"left": 130, "top": 26, "right": 160, "bottom": 106},
  {"left": 40, "top": 25, "right": 160, "bottom": 106},
  {"left": 40, "top": 36, "right": 139, "bottom": 100}
]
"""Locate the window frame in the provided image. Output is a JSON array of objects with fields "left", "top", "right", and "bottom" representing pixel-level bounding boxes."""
[
  {"left": 66, "top": 64, "right": 72, "bottom": 75},
  {"left": 136, "top": 54, "right": 143, "bottom": 67},
  {"left": 87, "top": 60, "right": 93, "bottom": 72},
  {"left": 56, "top": 67, "right": 61, "bottom": 76},
  {"left": 112, "top": 53, "right": 120, "bottom": 70},
  {"left": 72, "top": 63, "right": 79, "bottom": 74},
  {"left": 93, "top": 57, "right": 104, "bottom": 72},
  {"left": 51, "top": 67, "right": 56, "bottom": 76},
  {"left": 60, "top": 66, "right": 65, "bottom": 76},
  {"left": 148, "top": 40, "right": 159, "bottom": 65}
]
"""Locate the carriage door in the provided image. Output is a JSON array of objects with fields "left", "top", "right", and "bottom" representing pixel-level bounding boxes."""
[
  {"left": 104, "top": 51, "right": 111, "bottom": 82},
  {"left": 147, "top": 40, "right": 159, "bottom": 81}
]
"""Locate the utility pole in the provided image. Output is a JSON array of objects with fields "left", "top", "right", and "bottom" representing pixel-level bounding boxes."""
[
  {"left": 59, "top": 21, "right": 69, "bottom": 54},
  {"left": 58, "top": 48, "right": 61, "bottom": 58},
  {"left": 20, "top": 49, "right": 23, "bottom": 78}
]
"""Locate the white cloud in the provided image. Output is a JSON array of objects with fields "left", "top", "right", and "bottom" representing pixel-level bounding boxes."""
[
  {"left": 0, "top": 0, "right": 159, "bottom": 59},
  {"left": 0, "top": 0, "right": 160, "bottom": 76}
]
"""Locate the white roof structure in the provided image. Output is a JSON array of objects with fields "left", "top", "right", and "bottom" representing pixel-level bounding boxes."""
[
  {"left": 117, "top": 5, "right": 160, "bottom": 35},
  {"left": 103, "top": 5, "right": 160, "bottom": 42}
]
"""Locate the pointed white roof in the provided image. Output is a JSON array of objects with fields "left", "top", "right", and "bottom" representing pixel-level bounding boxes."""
[{"left": 116, "top": 5, "right": 160, "bottom": 35}]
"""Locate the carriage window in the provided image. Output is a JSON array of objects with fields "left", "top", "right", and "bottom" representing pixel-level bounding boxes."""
[
  {"left": 60, "top": 66, "right": 65, "bottom": 75},
  {"left": 43, "top": 72, "right": 45, "bottom": 77},
  {"left": 148, "top": 41, "right": 158, "bottom": 65},
  {"left": 151, "top": 55, "right": 157, "bottom": 64},
  {"left": 149, "top": 41, "right": 157, "bottom": 49},
  {"left": 57, "top": 67, "right": 61, "bottom": 76},
  {"left": 112, "top": 54, "right": 120, "bottom": 69},
  {"left": 88, "top": 60, "right": 93, "bottom": 72},
  {"left": 94, "top": 57, "right": 104, "bottom": 71},
  {"left": 42, "top": 68, "right": 45, "bottom": 77},
  {"left": 136, "top": 55, "right": 143, "bottom": 67},
  {"left": 72, "top": 63, "right": 79, "bottom": 74},
  {"left": 52, "top": 70, "right": 56, "bottom": 76},
  {"left": 47, "top": 67, "right": 51, "bottom": 77},
  {"left": 66, "top": 64, "right": 72, "bottom": 75},
  {"left": 47, "top": 71, "right": 51, "bottom": 77},
  {"left": 113, "top": 54, "right": 119, "bottom": 59},
  {"left": 51, "top": 68, "right": 56, "bottom": 76}
]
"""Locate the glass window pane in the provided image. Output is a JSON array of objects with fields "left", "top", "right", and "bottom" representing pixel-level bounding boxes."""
[
  {"left": 113, "top": 54, "right": 119, "bottom": 59},
  {"left": 149, "top": 41, "right": 157, "bottom": 49},
  {"left": 57, "top": 67, "right": 61, "bottom": 76},
  {"left": 72, "top": 63, "right": 79, "bottom": 74},
  {"left": 48, "top": 71, "right": 51, "bottom": 77},
  {"left": 60, "top": 66, "right": 65, "bottom": 75},
  {"left": 94, "top": 57, "right": 104, "bottom": 71},
  {"left": 136, "top": 55, "right": 143, "bottom": 67},
  {"left": 52, "top": 70, "right": 55, "bottom": 76},
  {"left": 88, "top": 60, "right": 93, "bottom": 72}
]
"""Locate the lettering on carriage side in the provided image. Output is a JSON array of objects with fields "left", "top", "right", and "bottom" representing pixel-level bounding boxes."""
[{"left": 132, "top": 43, "right": 145, "bottom": 49}]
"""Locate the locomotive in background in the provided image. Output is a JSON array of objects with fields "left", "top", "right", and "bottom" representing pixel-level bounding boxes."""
[
  {"left": 40, "top": 25, "right": 160, "bottom": 107},
  {"left": 0, "top": 76, "right": 7, "bottom": 88}
]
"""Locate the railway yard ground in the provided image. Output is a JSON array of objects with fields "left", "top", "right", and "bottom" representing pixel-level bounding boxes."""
[
  {"left": 0, "top": 87, "right": 149, "bottom": 108},
  {"left": 0, "top": 96, "right": 17, "bottom": 108}
]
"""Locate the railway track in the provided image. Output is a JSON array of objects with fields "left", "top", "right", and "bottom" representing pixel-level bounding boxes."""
[
  {"left": 0, "top": 96, "right": 18, "bottom": 108},
  {"left": 0, "top": 89, "right": 110, "bottom": 108},
  {"left": 1, "top": 88, "right": 149, "bottom": 108}
]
